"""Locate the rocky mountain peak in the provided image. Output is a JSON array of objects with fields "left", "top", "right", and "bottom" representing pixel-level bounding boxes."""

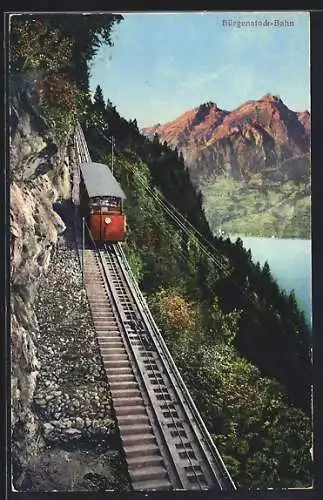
[
  {"left": 198, "top": 101, "right": 218, "bottom": 111},
  {"left": 142, "top": 93, "right": 310, "bottom": 184},
  {"left": 297, "top": 110, "right": 311, "bottom": 131},
  {"left": 260, "top": 93, "right": 282, "bottom": 103}
]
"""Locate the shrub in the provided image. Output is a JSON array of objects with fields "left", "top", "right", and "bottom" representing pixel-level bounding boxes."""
[
  {"left": 10, "top": 19, "right": 73, "bottom": 73},
  {"left": 36, "top": 73, "right": 86, "bottom": 141}
]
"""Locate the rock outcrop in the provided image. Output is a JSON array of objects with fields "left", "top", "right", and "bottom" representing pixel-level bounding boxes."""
[
  {"left": 142, "top": 94, "right": 310, "bottom": 185},
  {"left": 10, "top": 75, "right": 71, "bottom": 483},
  {"left": 10, "top": 74, "right": 130, "bottom": 492},
  {"left": 142, "top": 94, "right": 310, "bottom": 237}
]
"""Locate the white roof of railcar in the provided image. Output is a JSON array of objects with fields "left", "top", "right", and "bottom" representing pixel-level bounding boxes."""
[{"left": 79, "top": 162, "right": 126, "bottom": 199}]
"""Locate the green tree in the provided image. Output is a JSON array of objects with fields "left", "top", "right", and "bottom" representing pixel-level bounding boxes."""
[
  {"left": 93, "top": 85, "right": 105, "bottom": 112},
  {"left": 10, "top": 13, "right": 123, "bottom": 89},
  {"left": 82, "top": 92, "right": 312, "bottom": 489},
  {"left": 10, "top": 18, "right": 73, "bottom": 73},
  {"left": 178, "top": 344, "right": 312, "bottom": 488}
]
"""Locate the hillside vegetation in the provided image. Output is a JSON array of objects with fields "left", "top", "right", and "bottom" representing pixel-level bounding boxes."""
[
  {"left": 10, "top": 15, "right": 312, "bottom": 489},
  {"left": 203, "top": 171, "right": 310, "bottom": 238},
  {"left": 83, "top": 86, "right": 312, "bottom": 488}
]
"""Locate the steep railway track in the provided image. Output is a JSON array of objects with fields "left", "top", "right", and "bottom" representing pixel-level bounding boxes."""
[{"left": 72, "top": 124, "right": 237, "bottom": 492}]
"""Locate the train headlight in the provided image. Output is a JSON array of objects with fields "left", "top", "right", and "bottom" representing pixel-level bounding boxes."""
[{"left": 105, "top": 217, "right": 112, "bottom": 225}]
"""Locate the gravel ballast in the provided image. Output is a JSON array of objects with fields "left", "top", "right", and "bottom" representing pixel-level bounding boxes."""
[{"left": 22, "top": 219, "right": 131, "bottom": 491}]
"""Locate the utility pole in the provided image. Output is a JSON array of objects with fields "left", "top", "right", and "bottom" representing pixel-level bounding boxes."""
[
  {"left": 98, "top": 128, "right": 115, "bottom": 175},
  {"left": 82, "top": 216, "right": 85, "bottom": 285},
  {"left": 111, "top": 135, "right": 115, "bottom": 175}
]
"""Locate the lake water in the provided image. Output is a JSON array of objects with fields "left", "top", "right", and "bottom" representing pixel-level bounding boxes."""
[{"left": 230, "top": 236, "right": 312, "bottom": 325}]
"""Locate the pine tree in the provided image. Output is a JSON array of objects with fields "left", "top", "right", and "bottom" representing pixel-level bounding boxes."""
[
  {"left": 93, "top": 85, "right": 105, "bottom": 112},
  {"left": 131, "top": 118, "right": 139, "bottom": 132}
]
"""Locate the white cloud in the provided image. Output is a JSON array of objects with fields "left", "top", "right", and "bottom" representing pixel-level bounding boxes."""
[{"left": 180, "top": 65, "right": 233, "bottom": 90}]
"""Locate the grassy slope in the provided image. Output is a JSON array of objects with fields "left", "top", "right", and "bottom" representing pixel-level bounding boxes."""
[{"left": 202, "top": 177, "right": 311, "bottom": 238}]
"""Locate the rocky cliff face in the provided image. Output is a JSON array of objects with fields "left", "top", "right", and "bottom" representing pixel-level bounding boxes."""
[
  {"left": 142, "top": 95, "right": 311, "bottom": 237},
  {"left": 10, "top": 76, "right": 129, "bottom": 492},
  {"left": 10, "top": 75, "right": 70, "bottom": 482},
  {"left": 142, "top": 94, "right": 310, "bottom": 185}
]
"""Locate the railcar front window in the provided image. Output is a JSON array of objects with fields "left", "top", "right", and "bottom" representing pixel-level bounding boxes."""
[
  {"left": 89, "top": 197, "right": 121, "bottom": 213},
  {"left": 89, "top": 204, "right": 100, "bottom": 213},
  {"left": 106, "top": 196, "right": 121, "bottom": 208}
]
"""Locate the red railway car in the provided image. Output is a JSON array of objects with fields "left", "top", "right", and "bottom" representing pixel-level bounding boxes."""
[{"left": 79, "top": 162, "right": 126, "bottom": 242}]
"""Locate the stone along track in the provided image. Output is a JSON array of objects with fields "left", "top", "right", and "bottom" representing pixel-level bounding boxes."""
[{"left": 81, "top": 239, "right": 236, "bottom": 492}]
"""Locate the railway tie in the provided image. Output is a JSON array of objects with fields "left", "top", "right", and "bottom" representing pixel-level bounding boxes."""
[
  {"left": 73, "top": 123, "right": 237, "bottom": 492},
  {"left": 83, "top": 250, "right": 172, "bottom": 491}
]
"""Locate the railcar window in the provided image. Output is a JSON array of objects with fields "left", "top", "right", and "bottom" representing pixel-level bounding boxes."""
[
  {"left": 104, "top": 196, "right": 121, "bottom": 208},
  {"left": 90, "top": 197, "right": 120, "bottom": 206},
  {"left": 89, "top": 197, "right": 121, "bottom": 214}
]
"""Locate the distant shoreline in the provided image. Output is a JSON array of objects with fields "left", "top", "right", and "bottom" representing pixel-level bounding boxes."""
[{"left": 226, "top": 234, "right": 311, "bottom": 242}]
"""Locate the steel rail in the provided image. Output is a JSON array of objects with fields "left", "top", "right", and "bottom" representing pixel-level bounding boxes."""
[
  {"left": 84, "top": 225, "right": 176, "bottom": 488},
  {"left": 114, "top": 241, "right": 237, "bottom": 491},
  {"left": 75, "top": 129, "right": 201, "bottom": 486},
  {"left": 73, "top": 123, "right": 237, "bottom": 492},
  {"left": 101, "top": 243, "right": 209, "bottom": 490},
  {"left": 74, "top": 129, "right": 182, "bottom": 489}
]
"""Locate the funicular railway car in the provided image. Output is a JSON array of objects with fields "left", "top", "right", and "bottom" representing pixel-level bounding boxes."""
[{"left": 79, "top": 162, "right": 126, "bottom": 242}]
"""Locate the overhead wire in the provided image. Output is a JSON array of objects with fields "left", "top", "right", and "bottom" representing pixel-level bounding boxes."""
[
  {"left": 96, "top": 127, "right": 261, "bottom": 307},
  {"left": 95, "top": 129, "right": 232, "bottom": 274},
  {"left": 92, "top": 123, "right": 308, "bottom": 310},
  {"left": 95, "top": 126, "right": 259, "bottom": 308},
  {"left": 123, "top": 163, "right": 261, "bottom": 309},
  {"left": 76, "top": 126, "right": 210, "bottom": 489}
]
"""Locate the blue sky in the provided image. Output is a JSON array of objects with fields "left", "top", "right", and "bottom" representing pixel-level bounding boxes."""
[{"left": 89, "top": 11, "right": 310, "bottom": 128}]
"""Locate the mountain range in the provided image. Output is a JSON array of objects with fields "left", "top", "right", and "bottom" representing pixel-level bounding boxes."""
[{"left": 142, "top": 94, "right": 311, "bottom": 238}]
